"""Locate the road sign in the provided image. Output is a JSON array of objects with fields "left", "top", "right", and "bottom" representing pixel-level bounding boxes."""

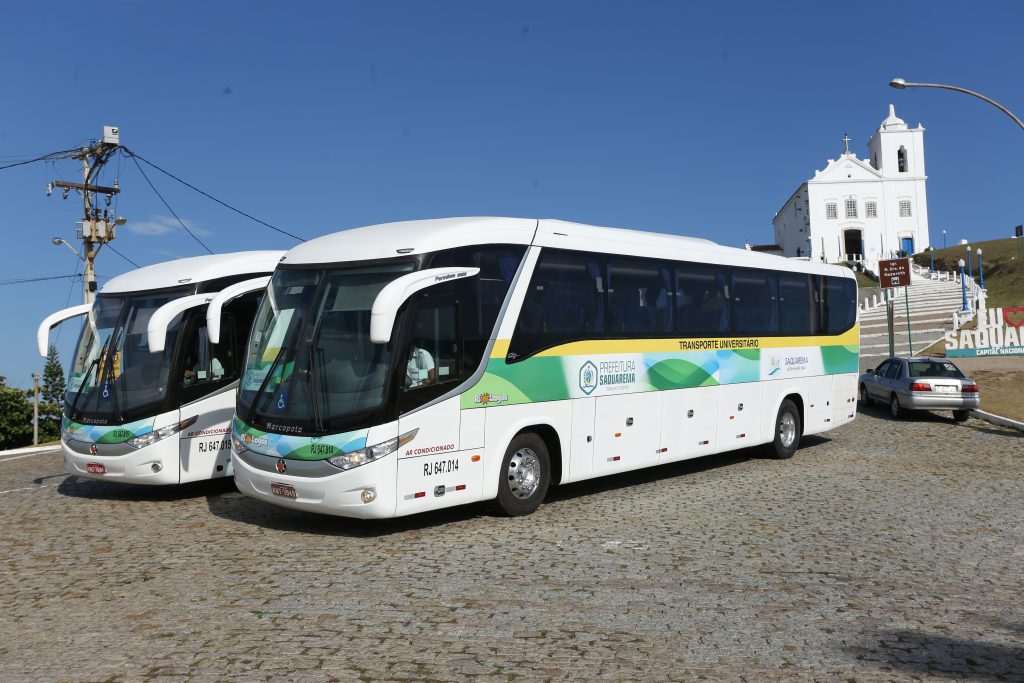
[
  {"left": 879, "top": 258, "right": 911, "bottom": 288},
  {"left": 1015, "top": 224, "right": 1022, "bottom": 237}
]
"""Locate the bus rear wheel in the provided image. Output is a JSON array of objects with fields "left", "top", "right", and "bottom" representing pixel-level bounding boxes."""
[
  {"left": 768, "top": 399, "right": 801, "bottom": 460},
  {"left": 494, "top": 432, "right": 550, "bottom": 516}
]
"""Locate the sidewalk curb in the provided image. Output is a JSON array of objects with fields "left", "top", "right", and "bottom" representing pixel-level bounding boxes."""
[
  {"left": 970, "top": 409, "right": 1024, "bottom": 433},
  {"left": 0, "top": 444, "right": 62, "bottom": 457}
]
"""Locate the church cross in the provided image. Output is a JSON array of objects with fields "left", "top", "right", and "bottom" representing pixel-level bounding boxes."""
[{"left": 842, "top": 133, "right": 852, "bottom": 154}]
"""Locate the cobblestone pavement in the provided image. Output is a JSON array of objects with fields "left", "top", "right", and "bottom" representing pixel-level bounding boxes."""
[{"left": 1, "top": 408, "right": 1022, "bottom": 682}]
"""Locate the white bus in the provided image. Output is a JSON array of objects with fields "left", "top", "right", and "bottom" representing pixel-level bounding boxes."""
[
  {"left": 231, "top": 218, "right": 858, "bottom": 518},
  {"left": 38, "top": 251, "right": 284, "bottom": 484}
]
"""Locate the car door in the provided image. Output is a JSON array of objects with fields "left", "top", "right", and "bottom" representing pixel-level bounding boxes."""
[{"left": 868, "top": 360, "right": 890, "bottom": 400}]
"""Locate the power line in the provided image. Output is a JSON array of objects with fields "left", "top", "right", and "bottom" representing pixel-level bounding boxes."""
[
  {"left": 106, "top": 243, "right": 140, "bottom": 268},
  {"left": 121, "top": 148, "right": 305, "bottom": 242},
  {"left": 0, "top": 274, "right": 83, "bottom": 286},
  {"left": 127, "top": 152, "right": 214, "bottom": 255},
  {"left": 0, "top": 147, "right": 84, "bottom": 171}
]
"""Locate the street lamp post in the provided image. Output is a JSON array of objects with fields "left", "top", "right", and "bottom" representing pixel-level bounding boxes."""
[
  {"left": 52, "top": 237, "right": 89, "bottom": 304},
  {"left": 977, "top": 247, "right": 985, "bottom": 289},
  {"left": 889, "top": 78, "right": 1024, "bottom": 131},
  {"left": 959, "top": 259, "right": 969, "bottom": 312},
  {"left": 942, "top": 229, "right": 947, "bottom": 249},
  {"left": 967, "top": 245, "right": 974, "bottom": 281},
  {"left": 929, "top": 246, "right": 935, "bottom": 273}
]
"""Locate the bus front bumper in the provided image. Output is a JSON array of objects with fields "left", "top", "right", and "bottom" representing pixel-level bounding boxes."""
[
  {"left": 232, "top": 450, "right": 398, "bottom": 519},
  {"left": 62, "top": 437, "right": 181, "bottom": 485}
]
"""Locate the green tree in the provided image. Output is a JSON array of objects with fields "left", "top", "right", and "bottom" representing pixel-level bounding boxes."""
[
  {"left": 39, "top": 344, "right": 66, "bottom": 441},
  {"left": 0, "top": 376, "right": 33, "bottom": 450},
  {"left": 42, "top": 344, "right": 66, "bottom": 405}
]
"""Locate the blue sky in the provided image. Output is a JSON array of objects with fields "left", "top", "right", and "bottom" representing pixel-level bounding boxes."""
[{"left": 2, "top": 1, "right": 1023, "bottom": 387}]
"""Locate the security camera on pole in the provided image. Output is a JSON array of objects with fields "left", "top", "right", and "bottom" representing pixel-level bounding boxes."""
[{"left": 46, "top": 126, "right": 127, "bottom": 305}]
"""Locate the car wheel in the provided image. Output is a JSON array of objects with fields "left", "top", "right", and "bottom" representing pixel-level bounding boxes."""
[
  {"left": 493, "top": 432, "right": 550, "bottom": 516},
  {"left": 767, "top": 399, "right": 801, "bottom": 460},
  {"left": 890, "top": 394, "right": 902, "bottom": 419},
  {"left": 953, "top": 410, "right": 970, "bottom": 422},
  {"left": 859, "top": 384, "right": 872, "bottom": 407}
]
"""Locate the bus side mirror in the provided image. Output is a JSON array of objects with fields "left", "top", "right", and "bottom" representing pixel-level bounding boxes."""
[{"left": 369, "top": 267, "right": 480, "bottom": 344}]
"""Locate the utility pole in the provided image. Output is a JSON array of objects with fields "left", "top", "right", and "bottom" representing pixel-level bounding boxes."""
[
  {"left": 47, "top": 126, "right": 127, "bottom": 304},
  {"left": 32, "top": 373, "right": 40, "bottom": 446}
]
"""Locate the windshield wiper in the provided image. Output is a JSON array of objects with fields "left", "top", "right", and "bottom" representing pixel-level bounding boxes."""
[
  {"left": 68, "top": 356, "right": 102, "bottom": 419},
  {"left": 246, "top": 345, "right": 289, "bottom": 424},
  {"left": 306, "top": 316, "right": 326, "bottom": 429}
]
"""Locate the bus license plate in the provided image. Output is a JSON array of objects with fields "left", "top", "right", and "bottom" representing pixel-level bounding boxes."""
[
  {"left": 86, "top": 463, "right": 106, "bottom": 474},
  {"left": 271, "top": 482, "right": 297, "bottom": 499}
]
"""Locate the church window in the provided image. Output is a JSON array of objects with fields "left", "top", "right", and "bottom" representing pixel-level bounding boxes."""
[
  {"left": 865, "top": 201, "right": 877, "bottom": 218},
  {"left": 898, "top": 146, "right": 908, "bottom": 173},
  {"left": 826, "top": 202, "right": 837, "bottom": 220},
  {"left": 845, "top": 199, "right": 857, "bottom": 219},
  {"left": 899, "top": 200, "right": 912, "bottom": 217}
]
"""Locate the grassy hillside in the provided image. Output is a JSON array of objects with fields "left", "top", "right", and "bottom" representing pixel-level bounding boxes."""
[{"left": 913, "top": 237, "right": 1024, "bottom": 308}]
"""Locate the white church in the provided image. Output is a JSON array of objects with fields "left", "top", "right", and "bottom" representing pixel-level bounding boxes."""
[{"left": 766, "top": 105, "right": 931, "bottom": 271}]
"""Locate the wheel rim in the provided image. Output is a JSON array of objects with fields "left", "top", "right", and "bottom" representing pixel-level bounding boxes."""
[
  {"left": 778, "top": 412, "right": 797, "bottom": 449},
  {"left": 507, "top": 447, "right": 541, "bottom": 499}
]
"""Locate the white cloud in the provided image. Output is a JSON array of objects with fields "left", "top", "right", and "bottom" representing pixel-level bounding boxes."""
[{"left": 127, "top": 214, "right": 212, "bottom": 237}]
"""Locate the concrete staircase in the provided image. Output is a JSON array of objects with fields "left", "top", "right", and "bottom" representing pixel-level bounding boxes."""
[{"left": 858, "top": 273, "right": 967, "bottom": 368}]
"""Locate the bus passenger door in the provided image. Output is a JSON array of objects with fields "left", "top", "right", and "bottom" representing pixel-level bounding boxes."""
[
  {"left": 715, "top": 382, "right": 762, "bottom": 452},
  {"left": 660, "top": 386, "right": 718, "bottom": 463},
  {"left": 592, "top": 391, "right": 661, "bottom": 476}
]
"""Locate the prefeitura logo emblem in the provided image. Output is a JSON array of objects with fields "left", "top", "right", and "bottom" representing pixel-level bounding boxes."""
[{"left": 579, "top": 360, "right": 598, "bottom": 395}]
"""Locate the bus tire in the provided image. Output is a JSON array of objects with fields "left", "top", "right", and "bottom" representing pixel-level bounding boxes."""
[
  {"left": 494, "top": 432, "right": 550, "bottom": 516},
  {"left": 768, "top": 399, "right": 801, "bottom": 460}
]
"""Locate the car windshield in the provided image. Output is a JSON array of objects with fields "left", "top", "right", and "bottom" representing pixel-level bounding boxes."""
[
  {"left": 908, "top": 361, "right": 965, "bottom": 379},
  {"left": 237, "top": 263, "right": 415, "bottom": 432},
  {"left": 66, "top": 288, "right": 191, "bottom": 423}
]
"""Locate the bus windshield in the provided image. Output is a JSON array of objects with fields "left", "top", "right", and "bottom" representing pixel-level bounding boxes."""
[
  {"left": 66, "top": 288, "right": 192, "bottom": 424},
  {"left": 238, "top": 263, "right": 415, "bottom": 432}
]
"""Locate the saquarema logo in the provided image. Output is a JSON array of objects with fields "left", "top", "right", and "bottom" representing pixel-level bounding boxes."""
[{"left": 579, "top": 360, "right": 598, "bottom": 395}]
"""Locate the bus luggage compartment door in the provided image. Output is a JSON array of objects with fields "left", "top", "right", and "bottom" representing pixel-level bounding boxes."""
[
  {"left": 592, "top": 391, "right": 661, "bottom": 476},
  {"left": 660, "top": 386, "right": 718, "bottom": 463}
]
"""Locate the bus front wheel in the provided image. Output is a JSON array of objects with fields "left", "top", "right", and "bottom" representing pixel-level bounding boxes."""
[
  {"left": 494, "top": 432, "right": 551, "bottom": 516},
  {"left": 768, "top": 399, "right": 801, "bottom": 460}
]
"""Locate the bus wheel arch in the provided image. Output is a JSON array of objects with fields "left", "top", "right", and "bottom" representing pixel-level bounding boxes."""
[
  {"left": 493, "top": 429, "right": 553, "bottom": 516},
  {"left": 767, "top": 395, "right": 803, "bottom": 460}
]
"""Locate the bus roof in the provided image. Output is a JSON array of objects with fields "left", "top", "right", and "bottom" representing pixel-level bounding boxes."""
[
  {"left": 101, "top": 251, "right": 285, "bottom": 294},
  {"left": 280, "top": 217, "right": 852, "bottom": 279}
]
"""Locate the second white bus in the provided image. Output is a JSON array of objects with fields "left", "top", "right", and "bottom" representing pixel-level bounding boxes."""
[{"left": 230, "top": 217, "right": 858, "bottom": 518}]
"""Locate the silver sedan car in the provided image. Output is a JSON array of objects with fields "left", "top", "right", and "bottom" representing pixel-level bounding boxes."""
[{"left": 859, "top": 357, "right": 980, "bottom": 421}]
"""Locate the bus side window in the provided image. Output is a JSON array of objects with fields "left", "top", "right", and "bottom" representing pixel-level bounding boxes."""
[
  {"left": 180, "top": 315, "right": 237, "bottom": 390},
  {"left": 508, "top": 249, "right": 605, "bottom": 361},
  {"left": 778, "top": 274, "right": 813, "bottom": 336},
  {"left": 607, "top": 258, "right": 672, "bottom": 336},
  {"left": 675, "top": 265, "right": 729, "bottom": 336},
  {"left": 822, "top": 276, "right": 856, "bottom": 335},
  {"left": 731, "top": 269, "right": 778, "bottom": 335}
]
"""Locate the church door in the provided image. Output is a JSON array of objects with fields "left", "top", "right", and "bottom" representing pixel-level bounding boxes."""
[
  {"left": 900, "top": 236, "right": 915, "bottom": 256},
  {"left": 843, "top": 229, "right": 863, "bottom": 261}
]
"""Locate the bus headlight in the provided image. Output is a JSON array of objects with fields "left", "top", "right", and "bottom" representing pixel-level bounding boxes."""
[
  {"left": 231, "top": 434, "right": 246, "bottom": 455},
  {"left": 126, "top": 416, "right": 198, "bottom": 450},
  {"left": 326, "top": 429, "right": 417, "bottom": 471}
]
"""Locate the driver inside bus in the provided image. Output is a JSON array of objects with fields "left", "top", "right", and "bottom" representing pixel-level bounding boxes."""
[
  {"left": 405, "top": 342, "right": 436, "bottom": 389},
  {"left": 183, "top": 357, "right": 224, "bottom": 386}
]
